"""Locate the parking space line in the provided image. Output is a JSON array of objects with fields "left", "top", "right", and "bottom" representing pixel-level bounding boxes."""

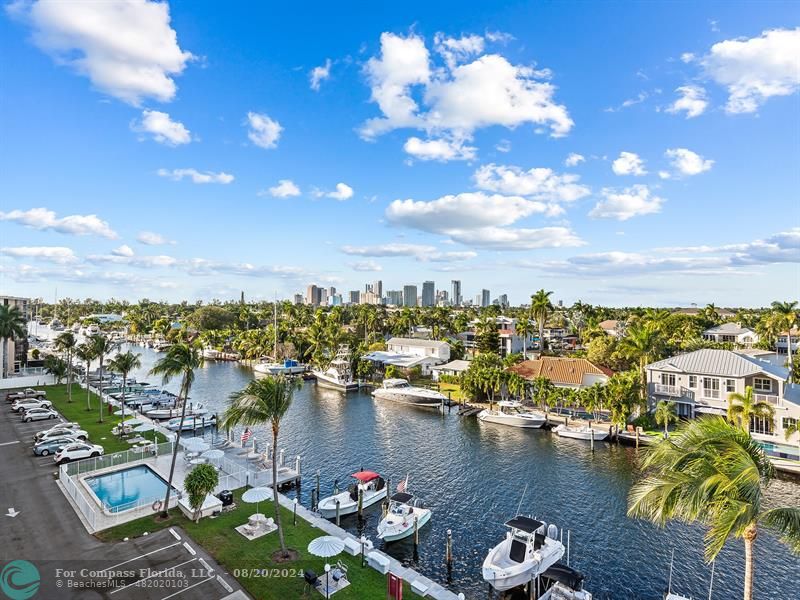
[
  {"left": 109, "top": 558, "right": 197, "bottom": 595},
  {"left": 98, "top": 541, "right": 183, "bottom": 573},
  {"left": 0, "top": 441, "right": 20, "bottom": 447},
  {"left": 159, "top": 575, "right": 216, "bottom": 600},
  {"left": 183, "top": 542, "right": 196, "bottom": 556},
  {"left": 216, "top": 575, "right": 233, "bottom": 593}
]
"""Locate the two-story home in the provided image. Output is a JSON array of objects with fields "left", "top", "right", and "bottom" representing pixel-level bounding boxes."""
[
  {"left": 646, "top": 349, "right": 800, "bottom": 444},
  {"left": 362, "top": 337, "right": 451, "bottom": 375},
  {"left": 461, "top": 316, "right": 534, "bottom": 356},
  {"left": 701, "top": 323, "right": 759, "bottom": 348},
  {"left": 777, "top": 328, "right": 799, "bottom": 356}
]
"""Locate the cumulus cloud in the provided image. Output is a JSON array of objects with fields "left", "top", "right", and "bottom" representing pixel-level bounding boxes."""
[
  {"left": 348, "top": 260, "right": 383, "bottom": 272},
  {"left": 473, "top": 164, "right": 590, "bottom": 202},
  {"left": 264, "top": 179, "right": 301, "bottom": 198},
  {"left": 564, "top": 153, "right": 585, "bottom": 167},
  {"left": 495, "top": 139, "right": 511, "bottom": 153},
  {"left": 157, "top": 168, "right": 234, "bottom": 184},
  {"left": 309, "top": 59, "right": 332, "bottom": 91},
  {"left": 403, "top": 136, "right": 476, "bottom": 161},
  {"left": 666, "top": 85, "right": 708, "bottom": 118},
  {"left": 0, "top": 207, "right": 117, "bottom": 238},
  {"left": 433, "top": 33, "right": 485, "bottom": 69},
  {"left": 112, "top": 244, "right": 135, "bottom": 257},
  {"left": 0, "top": 245, "right": 77, "bottom": 264},
  {"left": 665, "top": 148, "right": 714, "bottom": 176},
  {"left": 133, "top": 110, "right": 192, "bottom": 145},
  {"left": 589, "top": 185, "right": 665, "bottom": 221},
  {"left": 448, "top": 226, "right": 585, "bottom": 250},
  {"left": 246, "top": 112, "right": 282, "bottom": 149},
  {"left": 325, "top": 183, "right": 354, "bottom": 201},
  {"left": 702, "top": 28, "right": 800, "bottom": 114},
  {"left": 611, "top": 151, "right": 647, "bottom": 176},
  {"left": 136, "top": 231, "right": 175, "bottom": 245},
  {"left": 341, "top": 243, "right": 477, "bottom": 262},
  {"left": 10, "top": 0, "right": 193, "bottom": 105}
]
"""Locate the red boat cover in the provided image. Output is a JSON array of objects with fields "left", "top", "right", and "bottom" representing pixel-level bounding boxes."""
[{"left": 351, "top": 471, "right": 380, "bottom": 482}]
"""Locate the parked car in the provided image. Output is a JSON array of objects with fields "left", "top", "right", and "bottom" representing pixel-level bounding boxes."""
[
  {"left": 54, "top": 442, "right": 104, "bottom": 464},
  {"left": 34, "top": 422, "right": 81, "bottom": 441},
  {"left": 34, "top": 437, "right": 79, "bottom": 456},
  {"left": 21, "top": 407, "right": 58, "bottom": 422},
  {"left": 36, "top": 428, "right": 88, "bottom": 443},
  {"left": 5, "top": 388, "right": 47, "bottom": 402},
  {"left": 11, "top": 398, "right": 53, "bottom": 413}
]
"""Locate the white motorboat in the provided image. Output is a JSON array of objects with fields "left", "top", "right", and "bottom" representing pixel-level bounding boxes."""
[
  {"left": 482, "top": 516, "right": 565, "bottom": 592},
  {"left": 376, "top": 492, "right": 431, "bottom": 542},
  {"left": 147, "top": 403, "right": 208, "bottom": 420},
  {"left": 537, "top": 563, "right": 593, "bottom": 600},
  {"left": 478, "top": 401, "right": 547, "bottom": 428},
  {"left": 372, "top": 379, "right": 446, "bottom": 408},
  {"left": 253, "top": 358, "right": 306, "bottom": 376},
  {"left": 48, "top": 318, "right": 64, "bottom": 331},
  {"left": 312, "top": 345, "right": 359, "bottom": 392},
  {"left": 166, "top": 414, "right": 217, "bottom": 431},
  {"left": 552, "top": 424, "right": 609, "bottom": 441},
  {"left": 318, "top": 471, "right": 388, "bottom": 518}
]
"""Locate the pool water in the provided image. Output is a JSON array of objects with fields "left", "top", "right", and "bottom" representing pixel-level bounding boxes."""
[{"left": 86, "top": 465, "right": 172, "bottom": 512}]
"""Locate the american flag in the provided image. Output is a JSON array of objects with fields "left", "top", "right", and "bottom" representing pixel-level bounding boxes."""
[
  {"left": 241, "top": 427, "right": 252, "bottom": 444},
  {"left": 396, "top": 474, "right": 409, "bottom": 493}
]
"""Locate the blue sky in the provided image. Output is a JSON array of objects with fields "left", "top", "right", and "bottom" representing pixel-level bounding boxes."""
[{"left": 1, "top": 1, "right": 798, "bottom": 306}]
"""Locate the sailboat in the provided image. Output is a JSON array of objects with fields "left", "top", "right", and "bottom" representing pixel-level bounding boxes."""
[
  {"left": 312, "top": 345, "right": 359, "bottom": 392},
  {"left": 252, "top": 298, "right": 306, "bottom": 376}
]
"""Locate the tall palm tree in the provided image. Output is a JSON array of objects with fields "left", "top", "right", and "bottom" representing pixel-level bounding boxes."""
[
  {"left": 516, "top": 318, "right": 534, "bottom": 360},
  {"left": 619, "top": 322, "right": 663, "bottom": 399},
  {"left": 654, "top": 400, "right": 678, "bottom": 437},
  {"left": 727, "top": 386, "right": 775, "bottom": 432},
  {"left": 771, "top": 301, "right": 798, "bottom": 382},
  {"left": 628, "top": 417, "right": 800, "bottom": 600},
  {"left": 88, "top": 334, "right": 117, "bottom": 423},
  {"left": 222, "top": 376, "right": 300, "bottom": 558},
  {"left": 530, "top": 289, "right": 553, "bottom": 351},
  {"left": 55, "top": 332, "right": 77, "bottom": 402},
  {"left": 149, "top": 342, "right": 203, "bottom": 518},
  {"left": 0, "top": 304, "right": 27, "bottom": 379},
  {"left": 108, "top": 350, "right": 142, "bottom": 435},
  {"left": 74, "top": 342, "right": 96, "bottom": 411}
]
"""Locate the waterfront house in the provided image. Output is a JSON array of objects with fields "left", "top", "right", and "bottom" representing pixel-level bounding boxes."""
[
  {"left": 431, "top": 359, "right": 471, "bottom": 381},
  {"left": 701, "top": 323, "right": 759, "bottom": 348},
  {"left": 598, "top": 319, "right": 625, "bottom": 338},
  {"left": 508, "top": 357, "right": 613, "bottom": 389},
  {"left": 461, "top": 316, "right": 534, "bottom": 356},
  {"left": 645, "top": 348, "right": 800, "bottom": 444},
  {"left": 777, "top": 328, "right": 799, "bottom": 356},
  {"left": 363, "top": 337, "right": 451, "bottom": 375}
]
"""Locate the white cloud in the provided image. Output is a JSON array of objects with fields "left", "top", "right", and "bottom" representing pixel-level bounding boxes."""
[
  {"left": 564, "top": 153, "right": 585, "bottom": 167},
  {"left": 134, "top": 110, "right": 191, "bottom": 145},
  {"left": 0, "top": 245, "right": 77, "bottom": 264},
  {"left": 702, "top": 28, "right": 800, "bottom": 114},
  {"left": 326, "top": 183, "right": 354, "bottom": 201},
  {"left": 349, "top": 260, "right": 383, "bottom": 272},
  {"left": 0, "top": 207, "right": 117, "bottom": 238},
  {"left": 403, "top": 136, "right": 476, "bottom": 161},
  {"left": 495, "top": 139, "right": 511, "bottom": 153},
  {"left": 666, "top": 85, "right": 708, "bottom": 118},
  {"left": 309, "top": 58, "right": 332, "bottom": 91},
  {"left": 433, "top": 33, "right": 485, "bottom": 69},
  {"left": 112, "top": 244, "right": 135, "bottom": 257},
  {"left": 136, "top": 231, "right": 175, "bottom": 245},
  {"left": 485, "top": 30, "right": 514, "bottom": 43},
  {"left": 157, "top": 168, "right": 234, "bottom": 184},
  {"left": 611, "top": 151, "right": 647, "bottom": 176},
  {"left": 658, "top": 171, "right": 671, "bottom": 180},
  {"left": 447, "top": 226, "right": 585, "bottom": 250},
  {"left": 665, "top": 148, "right": 714, "bottom": 176},
  {"left": 680, "top": 52, "right": 696, "bottom": 64},
  {"left": 605, "top": 91, "right": 649, "bottom": 112},
  {"left": 474, "top": 164, "right": 590, "bottom": 202},
  {"left": 340, "top": 243, "right": 477, "bottom": 262},
  {"left": 264, "top": 179, "right": 301, "bottom": 198},
  {"left": 12, "top": 0, "right": 193, "bottom": 105},
  {"left": 246, "top": 112, "right": 282, "bottom": 149},
  {"left": 589, "top": 185, "right": 665, "bottom": 221}
]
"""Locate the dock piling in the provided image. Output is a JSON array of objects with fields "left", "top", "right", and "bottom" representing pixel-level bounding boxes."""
[
  {"left": 590, "top": 428, "right": 594, "bottom": 451},
  {"left": 295, "top": 455, "right": 301, "bottom": 479},
  {"left": 357, "top": 488, "right": 363, "bottom": 518},
  {"left": 334, "top": 478, "right": 339, "bottom": 495},
  {"left": 635, "top": 426, "right": 640, "bottom": 449},
  {"left": 413, "top": 515, "right": 419, "bottom": 547},
  {"left": 335, "top": 499, "right": 340, "bottom": 526},
  {"left": 445, "top": 528, "right": 452, "bottom": 569}
]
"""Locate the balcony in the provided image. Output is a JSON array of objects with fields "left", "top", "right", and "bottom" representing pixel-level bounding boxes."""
[
  {"left": 754, "top": 393, "right": 780, "bottom": 406},
  {"left": 652, "top": 384, "right": 694, "bottom": 400}
]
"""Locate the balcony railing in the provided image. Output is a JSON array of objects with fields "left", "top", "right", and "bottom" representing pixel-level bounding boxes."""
[
  {"left": 754, "top": 393, "right": 779, "bottom": 406},
  {"left": 701, "top": 389, "right": 721, "bottom": 400},
  {"left": 652, "top": 384, "right": 694, "bottom": 400}
]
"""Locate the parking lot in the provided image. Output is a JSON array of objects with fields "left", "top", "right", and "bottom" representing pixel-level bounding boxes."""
[{"left": 1, "top": 387, "right": 249, "bottom": 600}]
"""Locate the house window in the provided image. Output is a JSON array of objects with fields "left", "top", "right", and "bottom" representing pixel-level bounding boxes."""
[
  {"left": 783, "top": 417, "right": 798, "bottom": 432},
  {"left": 750, "top": 416, "right": 774, "bottom": 436},
  {"left": 688, "top": 375, "right": 697, "bottom": 388},
  {"left": 702, "top": 377, "right": 720, "bottom": 399},
  {"left": 754, "top": 378, "right": 772, "bottom": 392},
  {"left": 725, "top": 379, "right": 736, "bottom": 393},
  {"left": 660, "top": 373, "right": 676, "bottom": 387}
]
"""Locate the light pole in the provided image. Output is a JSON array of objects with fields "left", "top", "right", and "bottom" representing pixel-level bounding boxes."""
[{"left": 324, "top": 563, "right": 330, "bottom": 599}]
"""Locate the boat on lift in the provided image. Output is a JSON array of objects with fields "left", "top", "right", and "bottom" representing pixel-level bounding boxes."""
[
  {"left": 482, "top": 515, "right": 565, "bottom": 591},
  {"left": 536, "top": 563, "right": 593, "bottom": 599},
  {"left": 478, "top": 401, "right": 547, "bottom": 428},
  {"left": 147, "top": 403, "right": 208, "bottom": 420},
  {"left": 254, "top": 358, "right": 307, "bottom": 376},
  {"left": 372, "top": 379, "right": 446, "bottom": 408},
  {"left": 165, "top": 414, "right": 217, "bottom": 431},
  {"left": 376, "top": 488, "right": 432, "bottom": 542},
  {"left": 312, "top": 345, "right": 359, "bottom": 392},
  {"left": 318, "top": 471, "right": 388, "bottom": 518},
  {"left": 552, "top": 424, "right": 609, "bottom": 441}
]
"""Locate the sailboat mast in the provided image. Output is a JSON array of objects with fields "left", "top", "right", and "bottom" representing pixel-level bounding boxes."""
[{"left": 273, "top": 293, "right": 278, "bottom": 360}]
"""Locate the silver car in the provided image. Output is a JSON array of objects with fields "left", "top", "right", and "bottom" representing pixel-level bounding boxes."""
[
  {"left": 21, "top": 407, "right": 58, "bottom": 422},
  {"left": 11, "top": 398, "right": 52, "bottom": 413}
]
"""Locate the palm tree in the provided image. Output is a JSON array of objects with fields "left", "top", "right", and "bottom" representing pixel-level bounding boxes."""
[
  {"left": 530, "top": 289, "right": 554, "bottom": 352},
  {"left": 618, "top": 322, "right": 663, "bottom": 399},
  {"left": 0, "top": 304, "right": 27, "bottom": 378},
  {"left": 771, "top": 301, "right": 798, "bottom": 382},
  {"left": 108, "top": 350, "right": 142, "bottom": 435},
  {"left": 43, "top": 355, "right": 68, "bottom": 383},
  {"left": 74, "top": 343, "right": 96, "bottom": 411},
  {"left": 88, "top": 334, "right": 117, "bottom": 423},
  {"left": 222, "top": 376, "right": 300, "bottom": 558},
  {"left": 628, "top": 417, "right": 800, "bottom": 600},
  {"left": 55, "top": 332, "right": 77, "bottom": 402},
  {"left": 653, "top": 400, "right": 678, "bottom": 437},
  {"left": 149, "top": 342, "right": 203, "bottom": 518},
  {"left": 727, "top": 386, "right": 775, "bottom": 432},
  {"left": 516, "top": 318, "right": 534, "bottom": 360}
]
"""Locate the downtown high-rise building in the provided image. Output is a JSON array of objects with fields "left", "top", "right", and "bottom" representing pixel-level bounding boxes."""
[
  {"left": 306, "top": 284, "right": 321, "bottom": 306},
  {"left": 348, "top": 290, "right": 360, "bottom": 304},
  {"left": 403, "top": 285, "right": 418, "bottom": 307},
  {"left": 481, "top": 289, "right": 491, "bottom": 307},
  {"left": 373, "top": 280, "right": 383, "bottom": 299},
  {"left": 386, "top": 290, "right": 403, "bottom": 306},
  {"left": 451, "top": 280, "right": 462, "bottom": 306},
  {"left": 421, "top": 281, "right": 435, "bottom": 307}
]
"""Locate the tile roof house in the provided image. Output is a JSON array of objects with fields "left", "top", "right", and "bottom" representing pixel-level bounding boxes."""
[
  {"left": 509, "top": 357, "right": 613, "bottom": 389},
  {"left": 597, "top": 319, "right": 625, "bottom": 338},
  {"left": 702, "top": 323, "right": 759, "bottom": 348}
]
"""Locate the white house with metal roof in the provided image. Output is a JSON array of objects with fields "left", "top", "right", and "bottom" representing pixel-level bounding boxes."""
[
  {"left": 701, "top": 323, "right": 759, "bottom": 348},
  {"left": 646, "top": 349, "right": 800, "bottom": 446},
  {"left": 362, "top": 337, "right": 451, "bottom": 375}
]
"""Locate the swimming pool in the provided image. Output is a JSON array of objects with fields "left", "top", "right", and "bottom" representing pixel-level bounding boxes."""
[
  {"left": 85, "top": 465, "right": 174, "bottom": 513},
  {"left": 758, "top": 441, "right": 800, "bottom": 461}
]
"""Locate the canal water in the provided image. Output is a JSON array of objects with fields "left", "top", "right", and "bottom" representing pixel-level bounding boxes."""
[{"left": 45, "top": 335, "right": 800, "bottom": 599}]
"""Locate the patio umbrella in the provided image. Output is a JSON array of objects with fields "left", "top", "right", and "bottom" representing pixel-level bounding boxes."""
[
  {"left": 134, "top": 422, "right": 156, "bottom": 444},
  {"left": 201, "top": 449, "right": 224, "bottom": 464},
  {"left": 180, "top": 437, "right": 209, "bottom": 451},
  {"left": 241, "top": 486, "right": 272, "bottom": 515},
  {"left": 124, "top": 418, "right": 145, "bottom": 426},
  {"left": 307, "top": 536, "right": 345, "bottom": 558}
]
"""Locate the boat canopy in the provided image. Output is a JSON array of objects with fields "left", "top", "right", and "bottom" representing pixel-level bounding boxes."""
[
  {"left": 497, "top": 400, "right": 522, "bottom": 408},
  {"left": 351, "top": 471, "right": 380, "bottom": 483},
  {"left": 390, "top": 492, "right": 413, "bottom": 503},
  {"left": 504, "top": 515, "right": 544, "bottom": 533},
  {"left": 541, "top": 563, "right": 585, "bottom": 591}
]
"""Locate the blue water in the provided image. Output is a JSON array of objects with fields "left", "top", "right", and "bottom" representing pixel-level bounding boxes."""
[{"left": 86, "top": 465, "right": 170, "bottom": 512}]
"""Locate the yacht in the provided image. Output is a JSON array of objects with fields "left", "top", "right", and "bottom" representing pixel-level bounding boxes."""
[
  {"left": 48, "top": 318, "right": 64, "bottom": 331},
  {"left": 482, "top": 516, "right": 565, "bottom": 592},
  {"left": 147, "top": 403, "right": 208, "bottom": 420},
  {"left": 253, "top": 358, "right": 306, "bottom": 376},
  {"left": 312, "top": 346, "right": 359, "bottom": 392},
  {"left": 318, "top": 471, "right": 388, "bottom": 518},
  {"left": 165, "top": 414, "right": 217, "bottom": 431},
  {"left": 552, "top": 424, "right": 609, "bottom": 441},
  {"left": 478, "top": 401, "right": 547, "bottom": 428},
  {"left": 86, "top": 324, "right": 100, "bottom": 335},
  {"left": 372, "top": 379, "right": 446, "bottom": 408},
  {"left": 376, "top": 491, "right": 432, "bottom": 542}
]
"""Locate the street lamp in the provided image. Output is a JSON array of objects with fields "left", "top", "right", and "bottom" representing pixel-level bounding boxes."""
[
  {"left": 324, "top": 563, "right": 331, "bottom": 600},
  {"left": 360, "top": 535, "right": 367, "bottom": 567}
]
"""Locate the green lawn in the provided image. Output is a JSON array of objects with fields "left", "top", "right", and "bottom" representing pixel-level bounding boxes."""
[
  {"left": 40, "top": 384, "right": 166, "bottom": 454},
  {"left": 98, "top": 489, "right": 411, "bottom": 599},
  {"left": 436, "top": 382, "right": 467, "bottom": 402}
]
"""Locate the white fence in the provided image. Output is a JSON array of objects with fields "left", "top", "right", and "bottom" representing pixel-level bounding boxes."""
[
  {"left": 63, "top": 441, "right": 175, "bottom": 476},
  {"left": 60, "top": 464, "right": 97, "bottom": 529}
]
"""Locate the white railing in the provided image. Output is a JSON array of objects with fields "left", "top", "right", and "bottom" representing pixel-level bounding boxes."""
[
  {"left": 60, "top": 465, "right": 96, "bottom": 529},
  {"left": 654, "top": 384, "right": 679, "bottom": 396},
  {"left": 754, "top": 393, "right": 780, "bottom": 406},
  {"left": 64, "top": 441, "right": 175, "bottom": 476}
]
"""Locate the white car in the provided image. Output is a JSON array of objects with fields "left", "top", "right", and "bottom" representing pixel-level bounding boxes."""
[
  {"left": 21, "top": 407, "right": 58, "bottom": 422},
  {"left": 34, "top": 422, "right": 80, "bottom": 441},
  {"left": 54, "top": 442, "right": 104, "bottom": 464},
  {"left": 11, "top": 398, "right": 52, "bottom": 413},
  {"left": 37, "top": 427, "right": 88, "bottom": 443}
]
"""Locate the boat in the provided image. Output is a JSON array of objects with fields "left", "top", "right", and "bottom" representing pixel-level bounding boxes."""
[
  {"left": 552, "top": 424, "right": 609, "bottom": 441},
  {"left": 371, "top": 378, "right": 446, "bottom": 407},
  {"left": 482, "top": 515, "right": 565, "bottom": 591},
  {"left": 312, "top": 345, "right": 359, "bottom": 392},
  {"left": 318, "top": 471, "right": 388, "bottom": 518},
  {"left": 376, "top": 491, "right": 432, "bottom": 542},
  {"left": 536, "top": 563, "right": 593, "bottom": 599},
  {"left": 166, "top": 414, "right": 217, "bottom": 431},
  {"left": 48, "top": 318, "right": 64, "bottom": 331},
  {"left": 253, "top": 358, "right": 307, "bottom": 376},
  {"left": 147, "top": 403, "right": 208, "bottom": 420},
  {"left": 153, "top": 340, "right": 172, "bottom": 352},
  {"left": 478, "top": 401, "right": 547, "bottom": 428},
  {"left": 71, "top": 323, "right": 81, "bottom": 333}
]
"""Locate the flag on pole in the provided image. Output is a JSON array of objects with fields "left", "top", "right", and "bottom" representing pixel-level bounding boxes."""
[
  {"left": 241, "top": 427, "right": 252, "bottom": 444},
  {"left": 396, "top": 474, "right": 409, "bottom": 493}
]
